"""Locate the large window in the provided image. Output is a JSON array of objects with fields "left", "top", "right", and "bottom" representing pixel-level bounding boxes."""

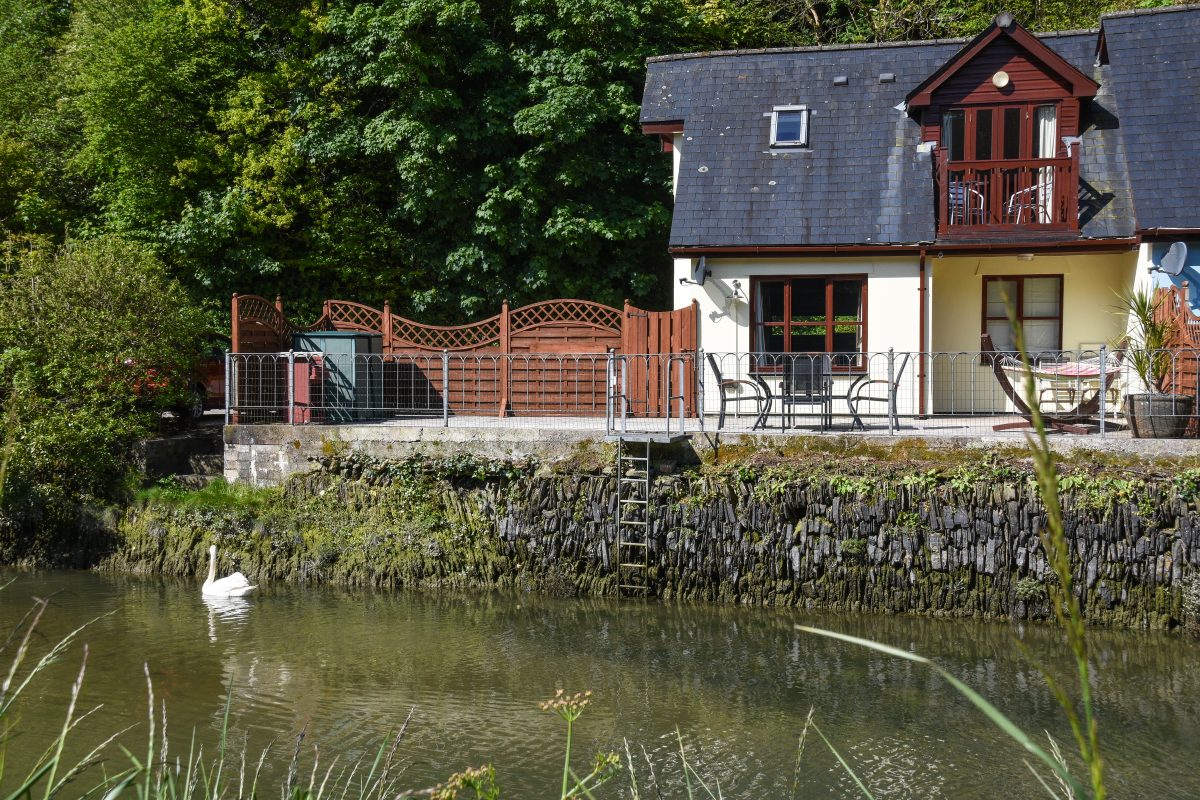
[
  {"left": 752, "top": 277, "right": 866, "bottom": 368},
  {"left": 983, "top": 275, "right": 1063, "bottom": 353},
  {"left": 941, "top": 104, "right": 1058, "bottom": 162}
]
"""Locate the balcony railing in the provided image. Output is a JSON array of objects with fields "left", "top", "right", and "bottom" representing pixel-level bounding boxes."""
[{"left": 935, "top": 151, "right": 1078, "bottom": 237}]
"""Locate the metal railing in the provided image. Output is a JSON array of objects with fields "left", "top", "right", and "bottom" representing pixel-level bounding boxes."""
[
  {"left": 225, "top": 348, "right": 1200, "bottom": 439},
  {"left": 935, "top": 150, "right": 1078, "bottom": 235}
]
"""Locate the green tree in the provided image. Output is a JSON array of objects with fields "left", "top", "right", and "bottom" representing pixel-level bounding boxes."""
[
  {"left": 1, "top": 0, "right": 1179, "bottom": 326},
  {"left": 0, "top": 236, "right": 207, "bottom": 560},
  {"left": 0, "top": 0, "right": 81, "bottom": 242}
]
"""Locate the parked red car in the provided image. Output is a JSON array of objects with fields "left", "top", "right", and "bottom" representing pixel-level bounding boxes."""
[
  {"left": 124, "top": 336, "right": 227, "bottom": 422},
  {"left": 193, "top": 339, "right": 227, "bottom": 414}
]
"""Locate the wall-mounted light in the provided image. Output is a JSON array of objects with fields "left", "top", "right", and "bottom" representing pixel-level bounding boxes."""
[
  {"left": 1017, "top": 253, "right": 1035, "bottom": 262},
  {"left": 992, "top": 70, "right": 1010, "bottom": 89}
]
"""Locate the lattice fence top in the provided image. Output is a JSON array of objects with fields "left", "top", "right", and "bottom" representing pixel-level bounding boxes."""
[
  {"left": 327, "top": 301, "right": 383, "bottom": 333},
  {"left": 235, "top": 294, "right": 691, "bottom": 355},
  {"left": 509, "top": 300, "right": 622, "bottom": 335},
  {"left": 237, "top": 295, "right": 287, "bottom": 327},
  {"left": 1153, "top": 285, "right": 1200, "bottom": 350},
  {"left": 391, "top": 315, "right": 501, "bottom": 351}
]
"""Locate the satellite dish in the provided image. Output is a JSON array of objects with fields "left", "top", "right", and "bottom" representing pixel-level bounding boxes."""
[
  {"left": 693, "top": 256, "right": 709, "bottom": 286},
  {"left": 1159, "top": 241, "right": 1188, "bottom": 276}
]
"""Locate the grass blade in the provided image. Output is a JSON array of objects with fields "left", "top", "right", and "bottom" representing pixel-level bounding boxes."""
[
  {"left": 796, "top": 624, "right": 1088, "bottom": 798},
  {"left": 809, "top": 719, "right": 874, "bottom": 800}
]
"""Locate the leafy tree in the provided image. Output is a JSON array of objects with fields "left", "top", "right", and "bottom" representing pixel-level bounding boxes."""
[
  {"left": 0, "top": 236, "right": 207, "bottom": 560},
  {"left": 721, "top": 0, "right": 1179, "bottom": 45},
  {"left": 0, "top": 0, "right": 1179, "bottom": 328},
  {"left": 0, "top": 0, "right": 81, "bottom": 242}
]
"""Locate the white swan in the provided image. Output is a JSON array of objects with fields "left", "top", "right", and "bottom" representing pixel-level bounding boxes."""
[{"left": 202, "top": 544, "right": 256, "bottom": 597}]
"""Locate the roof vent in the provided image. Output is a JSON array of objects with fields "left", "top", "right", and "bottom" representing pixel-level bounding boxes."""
[
  {"left": 879, "top": 73, "right": 896, "bottom": 83},
  {"left": 995, "top": 11, "right": 1015, "bottom": 30},
  {"left": 833, "top": 76, "right": 848, "bottom": 86}
]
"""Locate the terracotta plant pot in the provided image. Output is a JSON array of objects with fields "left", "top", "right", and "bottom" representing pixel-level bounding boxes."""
[{"left": 1124, "top": 393, "right": 1195, "bottom": 438}]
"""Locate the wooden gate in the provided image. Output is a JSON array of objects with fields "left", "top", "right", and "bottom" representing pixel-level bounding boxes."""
[{"left": 620, "top": 301, "right": 699, "bottom": 417}]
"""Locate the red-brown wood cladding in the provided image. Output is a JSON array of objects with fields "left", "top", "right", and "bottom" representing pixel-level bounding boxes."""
[
  {"left": 918, "top": 37, "right": 1084, "bottom": 151},
  {"left": 932, "top": 38, "right": 1073, "bottom": 107}
]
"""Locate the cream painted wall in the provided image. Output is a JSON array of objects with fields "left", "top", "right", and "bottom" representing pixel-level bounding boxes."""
[
  {"left": 929, "top": 251, "right": 1137, "bottom": 412},
  {"left": 673, "top": 256, "right": 922, "bottom": 416},
  {"left": 673, "top": 256, "right": 921, "bottom": 352}
]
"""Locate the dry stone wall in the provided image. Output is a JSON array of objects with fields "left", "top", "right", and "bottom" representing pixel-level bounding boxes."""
[
  {"left": 116, "top": 452, "right": 1200, "bottom": 630},
  {"left": 487, "top": 471, "right": 1194, "bottom": 628}
]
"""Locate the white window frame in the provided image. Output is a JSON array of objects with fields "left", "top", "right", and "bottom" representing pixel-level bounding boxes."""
[{"left": 770, "top": 105, "right": 809, "bottom": 147}]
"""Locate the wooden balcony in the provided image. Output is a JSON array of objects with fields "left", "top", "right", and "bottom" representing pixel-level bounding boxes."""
[{"left": 935, "top": 151, "right": 1078, "bottom": 238}]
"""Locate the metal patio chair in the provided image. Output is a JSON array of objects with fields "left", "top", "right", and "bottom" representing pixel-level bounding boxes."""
[
  {"left": 948, "top": 180, "right": 987, "bottom": 226},
  {"left": 846, "top": 353, "right": 910, "bottom": 430},
  {"left": 1005, "top": 178, "right": 1052, "bottom": 224},
  {"left": 706, "top": 353, "right": 769, "bottom": 430},
  {"left": 778, "top": 354, "right": 833, "bottom": 430}
]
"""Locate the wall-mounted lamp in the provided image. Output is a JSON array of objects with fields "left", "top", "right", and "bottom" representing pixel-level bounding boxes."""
[
  {"left": 992, "top": 70, "right": 1010, "bottom": 89},
  {"left": 1017, "top": 253, "right": 1035, "bottom": 262}
]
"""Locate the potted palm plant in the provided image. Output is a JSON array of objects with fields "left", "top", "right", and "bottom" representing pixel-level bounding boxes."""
[{"left": 1120, "top": 287, "right": 1194, "bottom": 437}]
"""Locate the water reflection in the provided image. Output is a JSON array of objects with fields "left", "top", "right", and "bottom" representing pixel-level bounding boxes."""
[
  {"left": 202, "top": 595, "right": 252, "bottom": 642},
  {"left": 0, "top": 570, "right": 1196, "bottom": 799}
]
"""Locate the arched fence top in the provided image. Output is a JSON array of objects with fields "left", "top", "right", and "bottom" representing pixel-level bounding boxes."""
[
  {"left": 322, "top": 300, "right": 382, "bottom": 334},
  {"left": 233, "top": 293, "right": 696, "bottom": 357},
  {"left": 231, "top": 293, "right": 332, "bottom": 352},
  {"left": 508, "top": 299, "right": 622, "bottom": 336},
  {"left": 389, "top": 314, "right": 502, "bottom": 351}
]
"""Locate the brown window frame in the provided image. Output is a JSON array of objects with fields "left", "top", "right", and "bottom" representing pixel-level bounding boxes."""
[
  {"left": 981, "top": 275, "right": 1064, "bottom": 353},
  {"left": 943, "top": 102, "right": 1061, "bottom": 162},
  {"left": 750, "top": 275, "right": 868, "bottom": 372}
]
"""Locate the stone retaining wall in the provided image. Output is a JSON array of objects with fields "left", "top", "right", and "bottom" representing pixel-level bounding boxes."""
[{"left": 117, "top": 452, "right": 1200, "bottom": 629}]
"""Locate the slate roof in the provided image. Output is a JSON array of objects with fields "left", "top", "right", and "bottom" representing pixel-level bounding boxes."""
[
  {"left": 641, "top": 5, "right": 1200, "bottom": 249},
  {"left": 1101, "top": 5, "right": 1200, "bottom": 231}
]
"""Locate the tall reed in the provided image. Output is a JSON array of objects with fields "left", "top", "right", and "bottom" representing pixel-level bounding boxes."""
[{"left": 797, "top": 295, "right": 1106, "bottom": 798}]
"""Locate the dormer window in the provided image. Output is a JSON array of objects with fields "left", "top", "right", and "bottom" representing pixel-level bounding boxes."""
[{"left": 770, "top": 106, "right": 809, "bottom": 147}]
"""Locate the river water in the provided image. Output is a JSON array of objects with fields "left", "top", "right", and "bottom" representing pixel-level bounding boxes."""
[{"left": 1, "top": 569, "right": 1197, "bottom": 798}]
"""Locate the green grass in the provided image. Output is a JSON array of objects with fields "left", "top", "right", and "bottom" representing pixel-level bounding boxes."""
[{"left": 133, "top": 477, "right": 281, "bottom": 512}]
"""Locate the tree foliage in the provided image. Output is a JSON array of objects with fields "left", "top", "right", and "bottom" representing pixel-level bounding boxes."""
[
  {"left": 0, "top": 0, "right": 1177, "bottom": 324},
  {"left": 0, "top": 236, "right": 207, "bottom": 556}
]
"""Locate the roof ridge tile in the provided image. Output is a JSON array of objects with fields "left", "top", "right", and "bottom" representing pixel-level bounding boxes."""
[{"left": 645, "top": 29, "right": 1100, "bottom": 64}]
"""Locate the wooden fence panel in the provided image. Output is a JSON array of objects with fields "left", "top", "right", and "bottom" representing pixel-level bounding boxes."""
[
  {"left": 1154, "top": 283, "right": 1200, "bottom": 437},
  {"left": 233, "top": 294, "right": 697, "bottom": 418},
  {"left": 1156, "top": 284, "right": 1200, "bottom": 396}
]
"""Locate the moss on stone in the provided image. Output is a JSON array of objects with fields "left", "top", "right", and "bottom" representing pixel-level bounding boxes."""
[{"left": 99, "top": 449, "right": 1200, "bottom": 631}]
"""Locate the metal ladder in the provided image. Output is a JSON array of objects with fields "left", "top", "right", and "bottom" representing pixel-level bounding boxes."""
[{"left": 615, "top": 436, "right": 652, "bottom": 596}]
